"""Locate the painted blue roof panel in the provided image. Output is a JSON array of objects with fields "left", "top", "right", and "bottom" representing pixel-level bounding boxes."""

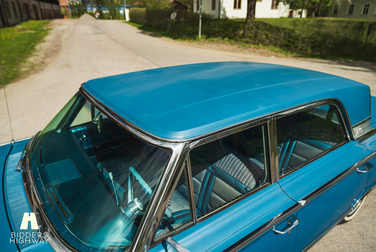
[{"left": 82, "top": 62, "right": 370, "bottom": 140}]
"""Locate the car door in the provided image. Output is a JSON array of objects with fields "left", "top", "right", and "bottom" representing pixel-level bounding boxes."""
[
  {"left": 273, "top": 103, "right": 370, "bottom": 251},
  {"left": 149, "top": 122, "right": 300, "bottom": 252}
]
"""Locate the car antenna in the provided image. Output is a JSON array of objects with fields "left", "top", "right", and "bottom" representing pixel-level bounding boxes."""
[{"left": 0, "top": 65, "right": 15, "bottom": 143}]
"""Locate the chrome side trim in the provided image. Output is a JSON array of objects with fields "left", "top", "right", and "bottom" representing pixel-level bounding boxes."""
[
  {"left": 300, "top": 151, "right": 376, "bottom": 205},
  {"left": 353, "top": 116, "right": 372, "bottom": 139},
  {"left": 224, "top": 201, "right": 302, "bottom": 251},
  {"left": 224, "top": 151, "right": 376, "bottom": 251}
]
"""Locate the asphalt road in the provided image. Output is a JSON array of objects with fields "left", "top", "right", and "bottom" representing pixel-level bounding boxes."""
[{"left": 1, "top": 19, "right": 375, "bottom": 251}]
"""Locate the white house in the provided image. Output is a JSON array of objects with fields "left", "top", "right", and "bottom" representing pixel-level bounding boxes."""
[
  {"left": 329, "top": 0, "right": 376, "bottom": 20},
  {"left": 193, "top": 0, "right": 307, "bottom": 19}
]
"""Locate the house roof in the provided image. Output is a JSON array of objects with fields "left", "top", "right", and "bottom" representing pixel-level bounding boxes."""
[{"left": 82, "top": 62, "right": 370, "bottom": 141}]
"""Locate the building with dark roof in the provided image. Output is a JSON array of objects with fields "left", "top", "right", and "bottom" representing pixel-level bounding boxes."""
[{"left": 0, "top": 0, "right": 61, "bottom": 27}]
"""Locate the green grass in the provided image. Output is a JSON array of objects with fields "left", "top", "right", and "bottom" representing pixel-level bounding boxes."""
[{"left": 0, "top": 20, "right": 51, "bottom": 85}]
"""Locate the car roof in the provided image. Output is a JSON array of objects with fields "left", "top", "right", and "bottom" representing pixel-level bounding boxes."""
[{"left": 82, "top": 62, "right": 370, "bottom": 141}]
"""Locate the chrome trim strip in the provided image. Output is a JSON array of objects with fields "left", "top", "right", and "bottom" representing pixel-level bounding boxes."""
[
  {"left": 224, "top": 151, "right": 376, "bottom": 251},
  {"left": 225, "top": 202, "right": 302, "bottom": 252},
  {"left": 301, "top": 151, "right": 376, "bottom": 205},
  {"left": 353, "top": 116, "right": 372, "bottom": 127},
  {"left": 268, "top": 118, "right": 278, "bottom": 183},
  {"left": 131, "top": 142, "right": 186, "bottom": 252},
  {"left": 186, "top": 156, "right": 197, "bottom": 224},
  {"left": 273, "top": 100, "right": 352, "bottom": 141},
  {"left": 0, "top": 141, "right": 13, "bottom": 147},
  {"left": 188, "top": 117, "right": 270, "bottom": 150}
]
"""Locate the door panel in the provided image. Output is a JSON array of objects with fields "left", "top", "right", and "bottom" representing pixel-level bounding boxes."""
[
  {"left": 278, "top": 142, "right": 369, "bottom": 251},
  {"left": 149, "top": 183, "right": 297, "bottom": 252},
  {"left": 358, "top": 133, "right": 376, "bottom": 191}
]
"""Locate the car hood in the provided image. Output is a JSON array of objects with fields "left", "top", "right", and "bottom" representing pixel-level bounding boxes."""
[{"left": 0, "top": 139, "right": 54, "bottom": 252}]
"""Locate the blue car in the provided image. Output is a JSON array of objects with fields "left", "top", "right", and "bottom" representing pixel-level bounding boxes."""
[{"left": 1, "top": 62, "right": 376, "bottom": 252}]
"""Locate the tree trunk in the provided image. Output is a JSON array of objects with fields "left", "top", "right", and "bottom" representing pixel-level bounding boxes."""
[
  {"left": 310, "top": 2, "right": 320, "bottom": 18},
  {"left": 244, "top": 0, "right": 257, "bottom": 37}
]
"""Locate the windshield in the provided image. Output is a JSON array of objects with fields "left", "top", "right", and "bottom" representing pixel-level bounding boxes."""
[{"left": 28, "top": 92, "right": 171, "bottom": 251}]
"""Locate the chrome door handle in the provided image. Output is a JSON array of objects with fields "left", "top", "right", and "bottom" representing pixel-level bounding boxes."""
[
  {"left": 357, "top": 168, "right": 368, "bottom": 173},
  {"left": 273, "top": 219, "right": 299, "bottom": 235},
  {"left": 357, "top": 162, "right": 374, "bottom": 173}
]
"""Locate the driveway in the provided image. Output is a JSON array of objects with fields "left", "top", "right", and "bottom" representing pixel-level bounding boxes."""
[{"left": 1, "top": 19, "right": 375, "bottom": 251}]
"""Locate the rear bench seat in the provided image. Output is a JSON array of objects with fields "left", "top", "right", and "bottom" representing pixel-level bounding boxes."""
[{"left": 169, "top": 140, "right": 265, "bottom": 216}]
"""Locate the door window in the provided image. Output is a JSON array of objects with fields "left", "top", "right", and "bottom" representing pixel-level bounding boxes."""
[
  {"left": 189, "top": 124, "right": 269, "bottom": 217},
  {"left": 276, "top": 104, "right": 348, "bottom": 177}
]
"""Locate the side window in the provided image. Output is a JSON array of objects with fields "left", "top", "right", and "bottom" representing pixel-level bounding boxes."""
[
  {"left": 155, "top": 166, "right": 192, "bottom": 239},
  {"left": 189, "top": 124, "right": 269, "bottom": 217},
  {"left": 276, "top": 104, "right": 348, "bottom": 177}
]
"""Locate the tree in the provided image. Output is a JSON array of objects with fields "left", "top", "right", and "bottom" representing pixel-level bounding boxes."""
[
  {"left": 143, "top": 0, "right": 170, "bottom": 9},
  {"left": 68, "top": 0, "right": 86, "bottom": 17},
  {"left": 244, "top": 0, "right": 257, "bottom": 37},
  {"left": 278, "top": 0, "right": 332, "bottom": 18}
]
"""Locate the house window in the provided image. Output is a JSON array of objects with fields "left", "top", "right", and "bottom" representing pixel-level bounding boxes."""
[
  {"left": 12, "top": 2, "right": 17, "bottom": 18},
  {"left": 362, "top": 3, "right": 370, "bottom": 15},
  {"left": 212, "top": 0, "right": 216, "bottom": 10},
  {"left": 271, "top": 0, "right": 278, "bottom": 9},
  {"left": 347, "top": 4, "right": 354, "bottom": 15},
  {"left": 196, "top": 0, "right": 199, "bottom": 11},
  {"left": 234, "top": 0, "right": 241, "bottom": 9},
  {"left": 333, "top": 5, "right": 339, "bottom": 15},
  {"left": 4, "top": 1, "right": 11, "bottom": 18}
]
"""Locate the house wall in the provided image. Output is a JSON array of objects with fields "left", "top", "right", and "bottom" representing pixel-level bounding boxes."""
[
  {"left": 193, "top": 0, "right": 306, "bottom": 19},
  {"left": 328, "top": 0, "right": 376, "bottom": 20},
  {"left": 0, "top": 0, "right": 60, "bottom": 27}
]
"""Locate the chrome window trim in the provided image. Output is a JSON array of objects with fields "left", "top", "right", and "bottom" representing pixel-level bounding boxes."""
[
  {"left": 273, "top": 100, "right": 352, "bottom": 179},
  {"left": 353, "top": 116, "right": 372, "bottom": 139},
  {"left": 186, "top": 120, "right": 272, "bottom": 223},
  {"left": 188, "top": 117, "right": 270, "bottom": 150},
  {"left": 268, "top": 118, "right": 278, "bottom": 183},
  {"left": 272, "top": 99, "right": 352, "bottom": 141},
  {"left": 225, "top": 151, "right": 376, "bottom": 252},
  {"left": 151, "top": 160, "right": 196, "bottom": 246},
  {"left": 353, "top": 116, "right": 372, "bottom": 127}
]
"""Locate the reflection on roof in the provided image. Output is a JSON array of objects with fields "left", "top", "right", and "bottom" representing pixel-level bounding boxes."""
[{"left": 82, "top": 62, "right": 369, "bottom": 140}]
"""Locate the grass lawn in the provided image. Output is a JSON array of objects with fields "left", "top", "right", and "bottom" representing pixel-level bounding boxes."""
[{"left": 0, "top": 20, "right": 51, "bottom": 85}]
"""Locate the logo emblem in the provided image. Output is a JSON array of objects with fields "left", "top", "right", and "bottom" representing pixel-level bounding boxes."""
[{"left": 20, "top": 213, "right": 38, "bottom": 230}]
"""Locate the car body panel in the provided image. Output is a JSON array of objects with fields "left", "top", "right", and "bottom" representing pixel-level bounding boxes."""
[
  {"left": 277, "top": 141, "right": 371, "bottom": 250},
  {"left": 1, "top": 139, "right": 55, "bottom": 252},
  {"left": 0, "top": 142, "right": 18, "bottom": 252},
  {"left": 149, "top": 183, "right": 296, "bottom": 252},
  {"left": 82, "top": 62, "right": 369, "bottom": 141}
]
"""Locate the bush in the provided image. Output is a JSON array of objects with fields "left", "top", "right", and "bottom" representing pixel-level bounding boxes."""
[
  {"left": 128, "top": 11, "right": 376, "bottom": 59},
  {"left": 129, "top": 8, "right": 147, "bottom": 25}
]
